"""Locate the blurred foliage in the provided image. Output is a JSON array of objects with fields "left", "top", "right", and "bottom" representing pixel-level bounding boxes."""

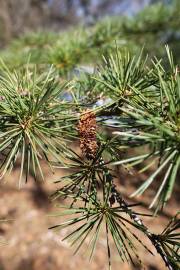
[{"left": 0, "top": 1, "right": 179, "bottom": 74}]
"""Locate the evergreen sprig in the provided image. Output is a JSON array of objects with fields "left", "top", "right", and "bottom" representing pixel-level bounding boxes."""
[
  {"left": 0, "top": 2, "right": 179, "bottom": 269},
  {"left": 0, "top": 63, "right": 77, "bottom": 185},
  {"left": 98, "top": 47, "right": 180, "bottom": 210},
  {"left": 50, "top": 145, "right": 179, "bottom": 270},
  {"left": 48, "top": 47, "right": 180, "bottom": 268}
]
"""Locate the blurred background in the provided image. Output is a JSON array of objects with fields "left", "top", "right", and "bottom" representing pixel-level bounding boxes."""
[
  {"left": 0, "top": 0, "right": 172, "bottom": 46},
  {"left": 0, "top": 1, "right": 179, "bottom": 270}
]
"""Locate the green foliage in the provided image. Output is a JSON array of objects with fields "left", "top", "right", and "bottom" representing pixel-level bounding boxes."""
[
  {"left": 50, "top": 148, "right": 153, "bottom": 267},
  {"left": 123, "top": 2, "right": 176, "bottom": 33},
  {"left": 48, "top": 29, "right": 88, "bottom": 75},
  {"left": 0, "top": 1, "right": 179, "bottom": 74},
  {"left": 155, "top": 212, "right": 180, "bottom": 269},
  {"left": 97, "top": 47, "right": 180, "bottom": 210},
  {"left": 0, "top": 46, "right": 179, "bottom": 270},
  {"left": 0, "top": 64, "right": 77, "bottom": 185},
  {"left": 0, "top": 1, "right": 179, "bottom": 269}
]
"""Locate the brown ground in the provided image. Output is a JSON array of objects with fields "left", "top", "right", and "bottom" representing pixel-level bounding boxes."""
[{"left": 0, "top": 162, "right": 179, "bottom": 270}]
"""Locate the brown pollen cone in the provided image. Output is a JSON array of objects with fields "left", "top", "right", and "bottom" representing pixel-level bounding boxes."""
[{"left": 78, "top": 109, "right": 98, "bottom": 159}]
